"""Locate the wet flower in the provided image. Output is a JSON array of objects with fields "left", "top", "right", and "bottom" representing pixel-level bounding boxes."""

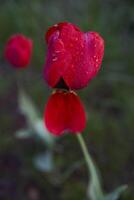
[
  {"left": 44, "top": 22, "right": 104, "bottom": 90},
  {"left": 44, "top": 90, "right": 86, "bottom": 136},
  {"left": 4, "top": 34, "right": 33, "bottom": 68}
]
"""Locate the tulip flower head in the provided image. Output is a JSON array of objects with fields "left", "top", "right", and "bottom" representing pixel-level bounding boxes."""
[
  {"left": 44, "top": 22, "right": 104, "bottom": 90},
  {"left": 44, "top": 90, "right": 86, "bottom": 136},
  {"left": 4, "top": 34, "right": 33, "bottom": 68}
]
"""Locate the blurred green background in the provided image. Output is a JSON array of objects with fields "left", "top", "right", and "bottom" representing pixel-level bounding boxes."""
[{"left": 0, "top": 0, "right": 134, "bottom": 199}]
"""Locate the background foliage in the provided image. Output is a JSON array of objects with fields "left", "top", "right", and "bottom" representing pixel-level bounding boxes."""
[{"left": 0, "top": 0, "right": 134, "bottom": 199}]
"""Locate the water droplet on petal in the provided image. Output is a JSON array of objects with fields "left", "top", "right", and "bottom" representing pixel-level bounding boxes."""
[
  {"left": 54, "top": 24, "right": 58, "bottom": 27},
  {"left": 55, "top": 50, "right": 61, "bottom": 53},
  {"left": 52, "top": 57, "right": 58, "bottom": 61}
]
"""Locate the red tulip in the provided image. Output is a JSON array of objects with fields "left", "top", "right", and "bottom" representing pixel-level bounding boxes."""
[
  {"left": 44, "top": 90, "right": 86, "bottom": 136},
  {"left": 4, "top": 34, "right": 33, "bottom": 68},
  {"left": 44, "top": 22, "right": 104, "bottom": 90}
]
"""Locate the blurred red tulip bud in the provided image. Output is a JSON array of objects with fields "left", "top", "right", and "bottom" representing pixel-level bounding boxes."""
[{"left": 4, "top": 34, "right": 33, "bottom": 68}]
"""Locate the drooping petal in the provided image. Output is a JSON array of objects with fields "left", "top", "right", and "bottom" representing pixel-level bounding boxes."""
[
  {"left": 44, "top": 22, "right": 104, "bottom": 90},
  {"left": 4, "top": 34, "right": 33, "bottom": 68},
  {"left": 44, "top": 91, "right": 86, "bottom": 136}
]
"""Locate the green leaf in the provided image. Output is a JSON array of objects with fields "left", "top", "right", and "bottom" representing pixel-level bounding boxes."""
[
  {"left": 77, "top": 134, "right": 104, "bottom": 200},
  {"left": 34, "top": 150, "right": 54, "bottom": 172},
  {"left": 77, "top": 134, "right": 127, "bottom": 200},
  {"left": 18, "top": 89, "right": 55, "bottom": 147},
  {"left": 87, "top": 162, "right": 104, "bottom": 200},
  {"left": 33, "top": 119, "right": 55, "bottom": 147},
  {"left": 18, "top": 89, "right": 40, "bottom": 125},
  {"left": 15, "top": 129, "right": 33, "bottom": 138},
  {"left": 104, "top": 185, "right": 127, "bottom": 200}
]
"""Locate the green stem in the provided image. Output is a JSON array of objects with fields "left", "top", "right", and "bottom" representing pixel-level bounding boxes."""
[
  {"left": 14, "top": 70, "right": 23, "bottom": 91},
  {"left": 76, "top": 133, "right": 104, "bottom": 200}
]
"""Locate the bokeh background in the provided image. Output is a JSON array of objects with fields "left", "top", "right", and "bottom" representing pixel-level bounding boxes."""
[{"left": 0, "top": 0, "right": 134, "bottom": 199}]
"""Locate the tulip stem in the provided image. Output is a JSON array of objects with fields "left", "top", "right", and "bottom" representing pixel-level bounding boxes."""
[
  {"left": 76, "top": 133, "right": 104, "bottom": 199},
  {"left": 15, "top": 71, "right": 23, "bottom": 91}
]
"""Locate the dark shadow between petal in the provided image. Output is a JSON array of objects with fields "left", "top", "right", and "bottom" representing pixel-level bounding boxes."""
[{"left": 55, "top": 77, "right": 69, "bottom": 90}]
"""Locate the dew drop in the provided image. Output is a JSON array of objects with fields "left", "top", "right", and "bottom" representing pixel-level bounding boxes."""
[
  {"left": 55, "top": 50, "right": 61, "bottom": 53},
  {"left": 54, "top": 24, "right": 58, "bottom": 27},
  {"left": 52, "top": 57, "right": 58, "bottom": 62}
]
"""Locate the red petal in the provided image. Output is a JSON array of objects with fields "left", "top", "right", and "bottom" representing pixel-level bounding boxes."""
[
  {"left": 45, "top": 22, "right": 80, "bottom": 43},
  {"left": 44, "top": 31, "right": 71, "bottom": 88},
  {"left": 44, "top": 91, "right": 86, "bottom": 136},
  {"left": 63, "top": 31, "right": 104, "bottom": 89}
]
